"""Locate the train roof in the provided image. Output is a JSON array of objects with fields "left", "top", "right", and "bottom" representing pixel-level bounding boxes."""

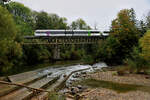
[{"left": 35, "top": 30, "right": 102, "bottom": 32}]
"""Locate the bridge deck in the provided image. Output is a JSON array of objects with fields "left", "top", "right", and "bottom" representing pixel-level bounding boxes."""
[{"left": 24, "top": 36, "right": 107, "bottom": 39}]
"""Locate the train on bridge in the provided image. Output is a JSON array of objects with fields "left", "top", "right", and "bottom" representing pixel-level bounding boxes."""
[{"left": 34, "top": 30, "right": 109, "bottom": 37}]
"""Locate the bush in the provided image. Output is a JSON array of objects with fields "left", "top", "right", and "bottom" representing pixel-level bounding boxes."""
[
  {"left": 139, "top": 30, "right": 150, "bottom": 62},
  {"left": 82, "top": 55, "right": 94, "bottom": 64},
  {"left": 48, "top": 92, "right": 65, "bottom": 100},
  {"left": 23, "top": 45, "right": 52, "bottom": 65},
  {"left": 125, "top": 47, "right": 149, "bottom": 73},
  {"left": 96, "top": 36, "right": 121, "bottom": 65}
]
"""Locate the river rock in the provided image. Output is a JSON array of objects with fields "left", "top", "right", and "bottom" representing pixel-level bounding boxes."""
[
  {"left": 77, "top": 85, "right": 82, "bottom": 89},
  {"left": 63, "top": 74, "right": 67, "bottom": 78},
  {"left": 145, "top": 76, "right": 150, "bottom": 79},
  {"left": 71, "top": 87, "right": 80, "bottom": 95},
  {"left": 72, "top": 73, "right": 80, "bottom": 78},
  {"left": 82, "top": 74, "right": 86, "bottom": 78},
  {"left": 81, "top": 72, "right": 87, "bottom": 75},
  {"left": 61, "top": 88, "right": 71, "bottom": 94}
]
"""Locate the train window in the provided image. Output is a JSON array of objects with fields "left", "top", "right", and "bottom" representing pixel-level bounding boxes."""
[{"left": 36, "top": 32, "right": 46, "bottom": 34}]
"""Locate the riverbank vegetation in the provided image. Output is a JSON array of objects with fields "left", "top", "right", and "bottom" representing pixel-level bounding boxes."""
[{"left": 0, "top": 1, "right": 150, "bottom": 76}]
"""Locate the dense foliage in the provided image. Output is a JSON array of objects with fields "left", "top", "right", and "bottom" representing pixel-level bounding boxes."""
[
  {"left": 70, "top": 18, "right": 91, "bottom": 30},
  {"left": 96, "top": 9, "right": 140, "bottom": 64},
  {"left": 125, "top": 47, "right": 148, "bottom": 73},
  {"left": 139, "top": 30, "right": 150, "bottom": 63},
  {"left": 0, "top": 6, "right": 22, "bottom": 74}
]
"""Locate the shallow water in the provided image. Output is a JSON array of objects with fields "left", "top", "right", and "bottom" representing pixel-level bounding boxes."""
[
  {"left": 8, "top": 62, "right": 107, "bottom": 86},
  {"left": 39, "top": 62, "right": 107, "bottom": 79}
]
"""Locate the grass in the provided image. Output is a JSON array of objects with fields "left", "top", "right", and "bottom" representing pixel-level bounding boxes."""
[
  {"left": 48, "top": 92, "right": 66, "bottom": 100},
  {"left": 112, "top": 71, "right": 118, "bottom": 76},
  {"left": 76, "top": 78, "right": 150, "bottom": 93}
]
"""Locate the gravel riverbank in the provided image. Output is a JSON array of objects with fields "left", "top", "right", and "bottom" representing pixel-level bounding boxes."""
[{"left": 64, "top": 70, "right": 150, "bottom": 100}]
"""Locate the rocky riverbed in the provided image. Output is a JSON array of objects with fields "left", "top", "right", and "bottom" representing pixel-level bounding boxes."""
[
  {"left": 1, "top": 62, "right": 150, "bottom": 100},
  {"left": 60, "top": 66, "right": 150, "bottom": 100},
  {"left": 0, "top": 62, "right": 107, "bottom": 100}
]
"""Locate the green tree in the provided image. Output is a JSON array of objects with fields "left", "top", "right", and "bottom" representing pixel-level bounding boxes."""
[
  {"left": 48, "top": 14, "right": 68, "bottom": 29},
  {"left": 139, "top": 30, "right": 150, "bottom": 62},
  {"left": 0, "top": 6, "right": 22, "bottom": 74},
  {"left": 111, "top": 9, "right": 139, "bottom": 62},
  {"left": 97, "top": 9, "right": 140, "bottom": 64},
  {"left": 125, "top": 47, "right": 148, "bottom": 73},
  {"left": 35, "top": 11, "right": 49, "bottom": 29},
  {"left": 138, "top": 20, "right": 147, "bottom": 36},
  {"left": 6, "top": 2, "right": 34, "bottom": 36},
  {"left": 35, "top": 12, "right": 68, "bottom": 29},
  {"left": 96, "top": 36, "right": 121, "bottom": 64},
  {"left": 23, "top": 45, "right": 52, "bottom": 65},
  {"left": 145, "top": 12, "right": 150, "bottom": 29},
  {"left": 70, "top": 18, "right": 91, "bottom": 30}
]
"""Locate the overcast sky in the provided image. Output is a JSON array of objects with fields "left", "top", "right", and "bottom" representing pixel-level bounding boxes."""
[{"left": 13, "top": 0, "right": 150, "bottom": 30}]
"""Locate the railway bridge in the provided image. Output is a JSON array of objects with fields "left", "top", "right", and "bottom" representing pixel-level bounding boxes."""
[
  {"left": 23, "top": 31, "right": 109, "bottom": 59},
  {"left": 24, "top": 36, "right": 107, "bottom": 44}
]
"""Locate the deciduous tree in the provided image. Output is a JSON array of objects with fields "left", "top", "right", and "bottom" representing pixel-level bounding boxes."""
[
  {"left": 0, "top": 6, "right": 22, "bottom": 74},
  {"left": 139, "top": 30, "right": 150, "bottom": 62},
  {"left": 70, "top": 18, "right": 91, "bottom": 30},
  {"left": 97, "top": 9, "right": 140, "bottom": 64}
]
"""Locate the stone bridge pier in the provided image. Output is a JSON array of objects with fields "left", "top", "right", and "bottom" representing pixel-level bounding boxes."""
[{"left": 53, "top": 45, "right": 61, "bottom": 60}]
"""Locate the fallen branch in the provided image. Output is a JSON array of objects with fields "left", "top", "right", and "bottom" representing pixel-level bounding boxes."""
[{"left": 0, "top": 81, "right": 50, "bottom": 93}]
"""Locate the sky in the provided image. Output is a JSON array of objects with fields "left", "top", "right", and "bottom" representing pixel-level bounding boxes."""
[{"left": 13, "top": 0, "right": 150, "bottom": 31}]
